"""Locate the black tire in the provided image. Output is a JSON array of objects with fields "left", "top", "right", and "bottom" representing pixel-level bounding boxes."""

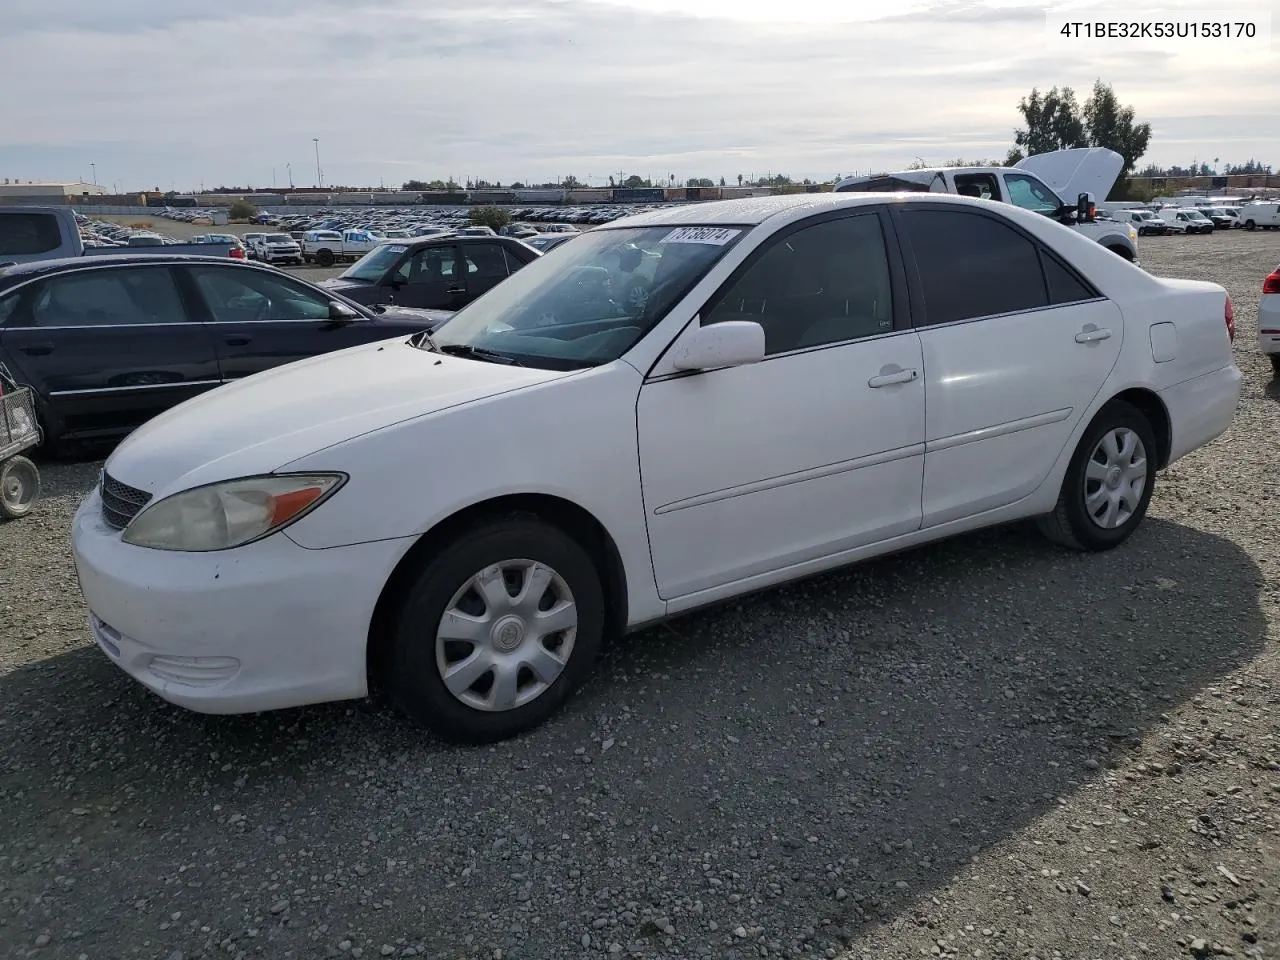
[
  {"left": 385, "top": 516, "right": 605, "bottom": 744},
  {"left": 1270, "top": 355, "right": 1280, "bottom": 377},
  {"left": 316, "top": 248, "right": 336, "bottom": 267},
  {"left": 1245, "top": 220, "right": 1256, "bottom": 231},
  {"left": 1037, "top": 400, "right": 1157, "bottom": 552},
  {"left": 0, "top": 455, "right": 40, "bottom": 519}
]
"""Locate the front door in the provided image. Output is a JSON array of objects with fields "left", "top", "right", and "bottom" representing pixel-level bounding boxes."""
[
  {"left": 637, "top": 209, "right": 926, "bottom": 600},
  {"left": 180, "top": 264, "right": 381, "bottom": 380},
  {"left": 892, "top": 205, "right": 1123, "bottom": 527},
  {"left": 0, "top": 262, "right": 220, "bottom": 442}
]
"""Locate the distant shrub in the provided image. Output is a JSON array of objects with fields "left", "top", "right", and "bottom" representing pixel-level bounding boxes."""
[
  {"left": 228, "top": 200, "right": 258, "bottom": 221},
  {"left": 470, "top": 206, "right": 511, "bottom": 232}
]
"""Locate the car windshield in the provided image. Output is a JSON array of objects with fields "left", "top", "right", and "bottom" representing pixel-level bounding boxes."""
[
  {"left": 266, "top": 233, "right": 292, "bottom": 243},
  {"left": 340, "top": 243, "right": 411, "bottom": 282},
  {"left": 1136, "top": 211, "right": 1156, "bottom": 220},
  {"left": 428, "top": 224, "right": 746, "bottom": 370},
  {"left": 1187, "top": 211, "right": 1210, "bottom": 220}
]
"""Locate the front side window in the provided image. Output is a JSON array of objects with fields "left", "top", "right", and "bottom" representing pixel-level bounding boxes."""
[
  {"left": 189, "top": 266, "right": 332, "bottom": 322},
  {"left": 0, "top": 213, "right": 63, "bottom": 256},
  {"left": 703, "top": 213, "right": 894, "bottom": 355},
  {"left": 900, "top": 209, "right": 1048, "bottom": 325},
  {"left": 430, "top": 225, "right": 745, "bottom": 369},
  {"left": 1004, "top": 173, "right": 1061, "bottom": 215},
  {"left": 30, "top": 266, "right": 187, "bottom": 327},
  {"left": 396, "top": 246, "right": 457, "bottom": 283}
]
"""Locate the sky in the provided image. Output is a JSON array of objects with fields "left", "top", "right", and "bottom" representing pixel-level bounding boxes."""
[{"left": 1, "top": 0, "right": 1277, "bottom": 191}]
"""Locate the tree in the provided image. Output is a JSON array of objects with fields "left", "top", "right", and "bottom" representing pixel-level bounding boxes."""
[
  {"left": 402, "top": 180, "right": 429, "bottom": 191},
  {"left": 1008, "top": 81, "right": 1152, "bottom": 195},
  {"left": 737, "top": 174, "right": 744, "bottom": 186},
  {"left": 1009, "top": 86, "right": 1087, "bottom": 164},
  {"left": 469, "top": 206, "right": 511, "bottom": 232},
  {"left": 561, "top": 175, "right": 583, "bottom": 188},
  {"left": 228, "top": 200, "right": 257, "bottom": 220},
  {"left": 623, "top": 174, "right": 650, "bottom": 188},
  {"left": 686, "top": 177, "right": 715, "bottom": 188},
  {"left": 1081, "top": 80, "right": 1151, "bottom": 181},
  {"left": 719, "top": 177, "right": 726, "bottom": 187}
]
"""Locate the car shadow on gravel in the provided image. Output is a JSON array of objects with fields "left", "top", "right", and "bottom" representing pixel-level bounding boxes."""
[{"left": 0, "top": 516, "right": 1265, "bottom": 955}]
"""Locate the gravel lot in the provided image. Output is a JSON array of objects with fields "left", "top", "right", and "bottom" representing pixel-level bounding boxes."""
[{"left": 1, "top": 230, "right": 1278, "bottom": 960}]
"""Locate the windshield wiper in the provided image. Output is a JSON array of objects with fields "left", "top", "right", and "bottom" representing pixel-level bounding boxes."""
[{"left": 435, "top": 343, "right": 525, "bottom": 367}]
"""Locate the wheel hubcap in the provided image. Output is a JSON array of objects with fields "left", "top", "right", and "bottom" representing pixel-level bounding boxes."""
[
  {"left": 2, "top": 461, "right": 36, "bottom": 508},
  {"left": 435, "top": 559, "right": 577, "bottom": 712},
  {"left": 1084, "top": 427, "right": 1147, "bottom": 530}
]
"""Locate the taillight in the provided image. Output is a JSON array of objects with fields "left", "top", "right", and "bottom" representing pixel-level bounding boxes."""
[
  {"left": 1263, "top": 269, "right": 1280, "bottom": 294},
  {"left": 1225, "top": 294, "right": 1235, "bottom": 342},
  {"left": 230, "top": 247, "right": 245, "bottom": 259}
]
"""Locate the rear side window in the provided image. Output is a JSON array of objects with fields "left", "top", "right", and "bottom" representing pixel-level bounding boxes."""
[
  {"left": 465, "top": 243, "right": 510, "bottom": 280},
  {"left": 1041, "top": 251, "right": 1098, "bottom": 305},
  {"left": 900, "top": 209, "right": 1047, "bottom": 325},
  {"left": 0, "top": 213, "right": 63, "bottom": 257},
  {"left": 30, "top": 266, "right": 187, "bottom": 327}
]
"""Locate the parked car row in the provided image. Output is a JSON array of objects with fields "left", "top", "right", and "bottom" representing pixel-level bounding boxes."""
[{"left": 1106, "top": 202, "right": 1280, "bottom": 235}]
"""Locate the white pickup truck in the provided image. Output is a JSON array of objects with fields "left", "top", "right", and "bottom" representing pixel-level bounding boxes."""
[
  {"left": 835, "top": 148, "right": 1140, "bottom": 262},
  {"left": 301, "top": 229, "right": 382, "bottom": 267}
]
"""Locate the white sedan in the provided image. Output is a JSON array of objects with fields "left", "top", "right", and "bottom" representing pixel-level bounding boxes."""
[
  {"left": 72, "top": 193, "right": 1243, "bottom": 743},
  {"left": 1261, "top": 263, "right": 1280, "bottom": 377}
]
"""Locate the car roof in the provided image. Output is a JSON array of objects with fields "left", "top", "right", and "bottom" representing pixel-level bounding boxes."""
[
  {"left": 0, "top": 254, "right": 276, "bottom": 286},
  {"left": 603, "top": 192, "right": 1002, "bottom": 229}
]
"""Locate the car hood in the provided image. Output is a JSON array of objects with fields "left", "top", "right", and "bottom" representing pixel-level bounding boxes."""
[
  {"left": 1015, "top": 147, "right": 1124, "bottom": 204},
  {"left": 105, "top": 340, "right": 569, "bottom": 498},
  {"left": 371, "top": 304, "right": 455, "bottom": 328}
]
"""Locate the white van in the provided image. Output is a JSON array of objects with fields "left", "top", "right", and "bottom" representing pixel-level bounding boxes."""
[
  {"left": 1237, "top": 203, "right": 1280, "bottom": 231},
  {"left": 1112, "top": 209, "right": 1169, "bottom": 236}
]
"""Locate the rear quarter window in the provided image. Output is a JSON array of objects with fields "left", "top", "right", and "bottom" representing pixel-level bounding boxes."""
[{"left": 0, "top": 213, "right": 63, "bottom": 257}]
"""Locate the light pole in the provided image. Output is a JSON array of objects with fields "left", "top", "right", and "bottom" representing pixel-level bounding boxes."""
[
  {"left": 286, "top": 163, "right": 294, "bottom": 189},
  {"left": 89, "top": 162, "right": 96, "bottom": 185},
  {"left": 313, "top": 138, "right": 322, "bottom": 188}
]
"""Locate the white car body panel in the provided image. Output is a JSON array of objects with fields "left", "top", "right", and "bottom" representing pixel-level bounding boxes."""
[
  {"left": 1258, "top": 280, "right": 1280, "bottom": 359},
  {"left": 73, "top": 192, "right": 1243, "bottom": 717}
]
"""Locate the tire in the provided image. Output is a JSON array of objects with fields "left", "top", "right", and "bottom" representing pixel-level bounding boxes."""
[
  {"left": 1037, "top": 400, "right": 1157, "bottom": 552},
  {"left": 1270, "top": 355, "right": 1280, "bottom": 377},
  {"left": 1245, "top": 220, "right": 1256, "bottom": 231},
  {"left": 0, "top": 455, "right": 40, "bottom": 519},
  {"left": 316, "top": 248, "right": 336, "bottom": 267},
  {"left": 385, "top": 516, "right": 605, "bottom": 743}
]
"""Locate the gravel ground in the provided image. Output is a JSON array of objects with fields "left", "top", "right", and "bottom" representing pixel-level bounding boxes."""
[{"left": 1, "top": 230, "right": 1278, "bottom": 960}]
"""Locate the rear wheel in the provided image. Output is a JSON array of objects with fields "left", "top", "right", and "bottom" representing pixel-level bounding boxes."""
[
  {"left": 385, "top": 516, "right": 605, "bottom": 743},
  {"left": 1037, "top": 400, "right": 1157, "bottom": 552},
  {"left": 316, "top": 248, "right": 336, "bottom": 267},
  {"left": 1245, "top": 219, "right": 1257, "bottom": 231},
  {"left": 0, "top": 455, "right": 40, "bottom": 519},
  {"left": 1270, "top": 355, "right": 1280, "bottom": 377}
]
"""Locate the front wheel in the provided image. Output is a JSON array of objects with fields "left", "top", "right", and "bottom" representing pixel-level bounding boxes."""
[
  {"left": 0, "top": 455, "right": 40, "bottom": 519},
  {"left": 1037, "top": 401, "right": 1157, "bottom": 551},
  {"left": 1245, "top": 220, "right": 1257, "bottom": 231},
  {"left": 385, "top": 516, "right": 605, "bottom": 743}
]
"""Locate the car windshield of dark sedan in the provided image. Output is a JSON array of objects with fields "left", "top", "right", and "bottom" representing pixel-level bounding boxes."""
[
  {"left": 426, "top": 225, "right": 745, "bottom": 368},
  {"left": 340, "top": 243, "right": 411, "bottom": 282}
]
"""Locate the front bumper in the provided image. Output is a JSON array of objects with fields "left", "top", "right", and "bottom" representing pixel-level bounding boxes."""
[{"left": 72, "top": 488, "right": 412, "bottom": 714}]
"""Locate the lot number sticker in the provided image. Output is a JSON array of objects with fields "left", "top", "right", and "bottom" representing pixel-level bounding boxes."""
[{"left": 661, "top": 227, "right": 741, "bottom": 245}]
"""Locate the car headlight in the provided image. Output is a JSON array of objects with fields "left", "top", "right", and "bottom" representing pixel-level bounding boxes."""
[
  {"left": 122, "top": 473, "right": 346, "bottom": 552},
  {"left": 1128, "top": 225, "right": 1138, "bottom": 241}
]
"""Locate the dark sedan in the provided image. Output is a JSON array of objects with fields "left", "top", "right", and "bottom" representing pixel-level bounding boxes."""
[
  {"left": 0, "top": 255, "right": 453, "bottom": 452},
  {"left": 318, "top": 234, "right": 540, "bottom": 309}
]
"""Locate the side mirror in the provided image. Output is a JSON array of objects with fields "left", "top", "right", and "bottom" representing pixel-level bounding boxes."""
[
  {"left": 328, "top": 300, "right": 361, "bottom": 321},
  {"left": 1076, "top": 191, "right": 1096, "bottom": 223},
  {"left": 671, "top": 320, "right": 766, "bottom": 371}
]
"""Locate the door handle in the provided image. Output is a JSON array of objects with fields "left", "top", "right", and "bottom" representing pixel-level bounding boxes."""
[
  {"left": 1075, "top": 325, "right": 1112, "bottom": 343},
  {"left": 446, "top": 287, "right": 465, "bottom": 295},
  {"left": 867, "top": 366, "right": 919, "bottom": 388},
  {"left": 19, "top": 342, "right": 54, "bottom": 356},
  {"left": 223, "top": 335, "right": 252, "bottom": 346}
]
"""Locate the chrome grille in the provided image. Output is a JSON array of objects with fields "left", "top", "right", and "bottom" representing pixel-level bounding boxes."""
[{"left": 100, "top": 472, "right": 151, "bottom": 531}]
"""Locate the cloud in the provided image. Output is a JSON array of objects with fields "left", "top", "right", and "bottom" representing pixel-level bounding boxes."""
[{"left": 1, "top": 0, "right": 1276, "bottom": 189}]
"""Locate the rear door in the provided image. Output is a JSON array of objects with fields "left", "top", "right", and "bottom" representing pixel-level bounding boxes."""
[
  {"left": 180, "top": 264, "right": 393, "bottom": 380},
  {"left": 0, "top": 263, "right": 220, "bottom": 440},
  {"left": 893, "top": 204, "right": 1123, "bottom": 527},
  {"left": 459, "top": 241, "right": 514, "bottom": 302}
]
